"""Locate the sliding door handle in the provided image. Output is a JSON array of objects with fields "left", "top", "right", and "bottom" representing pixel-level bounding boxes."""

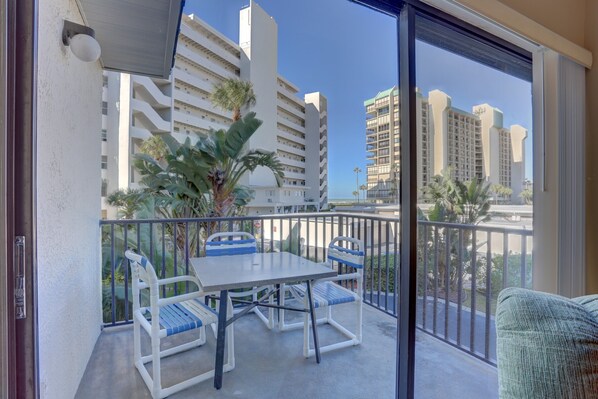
[{"left": 14, "top": 236, "right": 26, "bottom": 319}]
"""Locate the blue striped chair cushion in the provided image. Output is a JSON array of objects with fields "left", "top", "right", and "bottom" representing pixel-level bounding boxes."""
[
  {"left": 151, "top": 298, "right": 217, "bottom": 336},
  {"left": 292, "top": 281, "right": 358, "bottom": 308},
  {"left": 327, "top": 244, "right": 364, "bottom": 269},
  {"left": 205, "top": 239, "right": 257, "bottom": 256}
]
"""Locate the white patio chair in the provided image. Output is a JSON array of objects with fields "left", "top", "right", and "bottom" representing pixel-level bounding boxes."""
[
  {"left": 125, "top": 250, "right": 234, "bottom": 399},
  {"left": 205, "top": 232, "right": 274, "bottom": 329},
  {"left": 287, "top": 236, "right": 365, "bottom": 357}
]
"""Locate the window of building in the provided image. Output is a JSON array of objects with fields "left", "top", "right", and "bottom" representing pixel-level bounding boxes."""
[
  {"left": 101, "top": 179, "right": 108, "bottom": 197},
  {"left": 101, "top": 129, "right": 107, "bottom": 142},
  {"left": 101, "top": 155, "right": 107, "bottom": 169},
  {"left": 101, "top": 101, "right": 108, "bottom": 115}
]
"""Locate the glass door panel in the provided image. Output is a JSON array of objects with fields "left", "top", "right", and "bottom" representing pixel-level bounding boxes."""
[{"left": 413, "top": 11, "right": 533, "bottom": 399}]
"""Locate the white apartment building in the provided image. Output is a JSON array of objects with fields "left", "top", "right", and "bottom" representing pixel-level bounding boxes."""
[
  {"left": 364, "top": 87, "right": 527, "bottom": 204},
  {"left": 101, "top": 1, "right": 328, "bottom": 218}
]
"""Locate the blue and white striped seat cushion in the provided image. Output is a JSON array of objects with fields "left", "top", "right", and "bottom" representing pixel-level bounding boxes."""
[
  {"left": 145, "top": 298, "right": 217, "bottom": 336},
  {"left": 291, "top": 281, "right": 358, "bottom": 308},
  {"left": 205, "top": 239, "right": 257, "bottom": 256}
]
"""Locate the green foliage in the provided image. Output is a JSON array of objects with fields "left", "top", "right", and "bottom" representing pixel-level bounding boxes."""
[
  {"left": 420, "top": 170, "right": 493, "bottom": 299},
  {"left": 139, "top": 135, "right": 168, "bottom": 163},
  {"left": 100, "top": 222, "right": 181, "bottom": 323},
  {"left": 364, "top": 253, "right": 399, "bottom": 294},
  {"left": 475, "top": 253, "right": 533, "bottom": 296},
  {"left": 491, "top": 183, "right": 514, "bottom": 204},
  {"left": 519, "top": 188, "right": 533, "bottom": 204},
  {"left": 106, "top": 188, "right": 145, "bottom": 219},
  {"left": 424, "top": 169, "right": 491, "bottom": 225},
  {"left": 210, "top": 78, "right": 256, "bottom": 122},
  {"left": 133, "top": 112, "right": 284, "bottom": 219}
]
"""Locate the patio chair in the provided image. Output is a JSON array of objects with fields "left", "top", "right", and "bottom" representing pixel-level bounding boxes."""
[
  {"left": 205, "top": 232, "right": 274, "bottom": 329},
  {"left": 125, "top": 250, "right": 235, "bottom": 399},
  {"left": 288, "top": 236, "right": 364, "bottom": 357}
]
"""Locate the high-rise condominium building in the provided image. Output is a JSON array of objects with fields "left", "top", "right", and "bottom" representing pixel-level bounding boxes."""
[
  {"left": 100, "top": 1, "right": 328, "bottom": 219},
  {"left": 364, "top": 87, "right": 430, "bottom": 201},
  {"left": 364, "top": 87, "right": 527, "bottom": 204}
]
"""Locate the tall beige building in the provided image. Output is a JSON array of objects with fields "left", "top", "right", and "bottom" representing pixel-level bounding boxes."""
[
  {"left": 101, "top": 1, "right": 328, "bottom": 218},
  {"left": 364, "top": 87, "right": 527, "bottom": 203}
]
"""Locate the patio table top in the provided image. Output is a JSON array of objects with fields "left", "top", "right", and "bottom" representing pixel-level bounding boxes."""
[{"left": 190, "top": 251, "right": 337, "bottom": 292}]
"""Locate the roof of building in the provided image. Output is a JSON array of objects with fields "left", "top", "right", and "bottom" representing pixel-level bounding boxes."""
[{"left": 364, "top": 86, "right": 398, "bottom": 106}]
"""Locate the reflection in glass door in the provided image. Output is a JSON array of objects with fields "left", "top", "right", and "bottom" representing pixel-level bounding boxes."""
[{"left": 412, "top": 10, "right": 533, "bottom": 399}]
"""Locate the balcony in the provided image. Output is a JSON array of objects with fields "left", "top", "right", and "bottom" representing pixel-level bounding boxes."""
[
  {"left": 278, "top": 114, "right": 306, "bottom": 133},
  {"left": 277, "top": 97, "right": 306, "bottom": 120},
  {"left": 71, "top": 212, "right": 528, "bottom": 397},
  {"left": 131, "top": 98, "right": 171, "bottom": 133},
  {"left": 77, "top": 298, "right": 496, "bottom": 399}
]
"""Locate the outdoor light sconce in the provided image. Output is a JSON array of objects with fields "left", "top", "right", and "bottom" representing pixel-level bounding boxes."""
[{"left": 62, "top": 20, "right": 101, "bottom": 63}]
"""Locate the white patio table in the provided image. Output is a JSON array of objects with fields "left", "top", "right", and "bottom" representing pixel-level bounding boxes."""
[{"left": 190, "top": 251, "right": 337, "bottom": 389}]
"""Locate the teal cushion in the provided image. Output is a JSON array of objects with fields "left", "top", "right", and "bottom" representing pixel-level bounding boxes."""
[{"left": 496, "top": 288, "right": 598, "bottom": 398}]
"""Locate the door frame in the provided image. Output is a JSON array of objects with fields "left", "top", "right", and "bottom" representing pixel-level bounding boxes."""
[
  {"left": 3, "top": 0, "right": 38, "bottom": 397},
  {"left": 1, "top": 0, "right": 9, "bottom": 394}
]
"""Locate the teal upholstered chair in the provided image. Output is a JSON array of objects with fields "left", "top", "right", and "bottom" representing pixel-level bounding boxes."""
[{"left": 496, "top": 288, "right": 598, "bottom": 398}]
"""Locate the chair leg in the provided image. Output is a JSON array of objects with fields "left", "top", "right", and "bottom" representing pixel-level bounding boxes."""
[
  {"left": 133, "top": 318, "right": 141, "bottom": 366},
  {"left": 199, "top": 326, "right": 206, "bottom": 345},
  {"left": 279, "top": 286, "right": 286, "bottom": 330},
  {"left": 357, "top": 299, "right": 363, "bottom": 343},
  {"left": 225, "top": 296, "right": 235, "bottom": 370},
  {"left": 151, "top": 335, "right": 161, "bottom": 399},
  {"left": 303, "top": 296, "right": 310, "bottom": 358},
  {"left": 268, "top": 288, "right": 275, "bottom": 329}
]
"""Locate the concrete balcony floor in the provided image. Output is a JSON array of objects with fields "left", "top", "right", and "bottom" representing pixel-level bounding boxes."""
[{"left": 76, "top": 304, "right": 497, "bottom": 399}]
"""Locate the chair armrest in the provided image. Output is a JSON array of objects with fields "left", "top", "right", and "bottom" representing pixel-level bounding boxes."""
[
  {"left": 158, "top": 275, "right": 200, "bottom": 286},
  {"left": 317, "top": 272, "right": 360, "bottom": 283}
]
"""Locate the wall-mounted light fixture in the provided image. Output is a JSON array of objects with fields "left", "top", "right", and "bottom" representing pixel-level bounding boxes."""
[{"left": 62, "top": 20, "right": 101, "bottom": 63}]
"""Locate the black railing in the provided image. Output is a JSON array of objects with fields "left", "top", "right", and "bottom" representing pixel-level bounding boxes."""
[{"left": 100, "top": 212, "right": 531, "bottom": 365}]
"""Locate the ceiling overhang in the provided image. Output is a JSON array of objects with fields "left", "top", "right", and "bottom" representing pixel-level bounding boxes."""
[{"left": 77, "top": 0, "right": 185, "bottom": 78}]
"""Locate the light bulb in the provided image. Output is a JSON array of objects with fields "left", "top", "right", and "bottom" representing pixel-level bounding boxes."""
[{"left": 69, "top": 33, "right": 101, "bottom": 63}]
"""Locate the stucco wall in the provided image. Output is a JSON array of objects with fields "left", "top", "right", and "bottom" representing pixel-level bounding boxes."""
[
  {"left": 36, "top": 0, "right": 103, "bottom": 397},
  {"left": 585, "top": 1, "right": 598, "bottom": 294},
  {"left": 497, "top": 0, "right": 586, "bottom": 47}
]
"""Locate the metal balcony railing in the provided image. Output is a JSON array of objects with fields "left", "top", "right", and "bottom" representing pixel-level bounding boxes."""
[{"left": 100, "top": 212, "right": 532, "bottom": 365}]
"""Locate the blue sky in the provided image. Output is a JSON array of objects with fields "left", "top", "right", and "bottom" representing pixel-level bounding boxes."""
[{"left": 185, "top": 0, "right": 533, "bottom": 199}]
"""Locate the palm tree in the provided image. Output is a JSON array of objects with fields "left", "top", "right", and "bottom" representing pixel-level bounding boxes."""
[
  {"left": 421, "top": 170, "right": 492, "bottom": 297},
  {"left": 352, "top": 191, "right": 359, "bottom": 202},
  {"left": 519, "top": 188, "right": 533, "bottom": 204},
  {"left": 134, "top": 112, "right": 284, "bottom": 218},
  {"left": 353, "top": 167, "right": 362, "bottom": 203},
  {"left": 139, "top": 135, "right": 168, "bottom": 164},
  {"left": 423, "top": 168, "right": 461, "bottom": 221},
  {"left": 195, "top": 114, "right": 284, "bottom": 217},
  {"left": 455, "top": 179, "right": 492, "bottom": 224},
  {"left": 210, "top": 78, "right": 256, "bottom": 122},
  {"left": 359, "top": 184, "right": 368, "bottom": 203}
]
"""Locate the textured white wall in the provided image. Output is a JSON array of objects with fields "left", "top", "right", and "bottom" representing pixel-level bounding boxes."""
[{"left": 37, "top": 0, "right": 103, "bottom": 397}]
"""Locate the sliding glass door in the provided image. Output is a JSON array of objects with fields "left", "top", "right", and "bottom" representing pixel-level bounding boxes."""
[{"left": 411, "top": 6, "right": 533, "bottom": 399}]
